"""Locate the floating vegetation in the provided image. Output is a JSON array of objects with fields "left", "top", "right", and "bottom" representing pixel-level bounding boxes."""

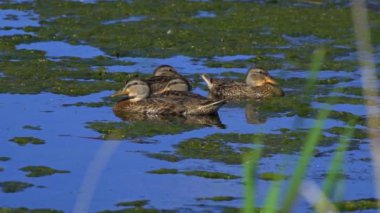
[
  {"left": 147, "top": 168, "right": 240, "bottom": 179},
  {"left": 259, "top": 172, "right": 289, "bottom": 181},
  {"left": 335, "top": 198, "right": 380, "bottom": 211},
  {"left": 0, "top": 181, "right": 34, "bottom": 193},
  {"left": 196, "top": 196, "right": 238, "bottom": 202},
  {"left": 327, "top": 127, "right": 368, "bottom": 139},
  {"left": 20, "top": 166, "right": 70, "bottom": 177},
  {"left": 0, "top": 207, "right": 63, "bottom": 213},
  {"left": 116, "top": 200, "right": 149, "bottom": 207},
  {"left": 23, "top": 125, "right": 42, "bottom": 130},
  {"left": 9, "top": 136, "right": 45, "bottom": 146},
  {"left": 0, "top": 156, "right": 10, "bottom": 161}
]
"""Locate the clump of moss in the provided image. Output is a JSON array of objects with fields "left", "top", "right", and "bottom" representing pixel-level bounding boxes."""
[
  {"left": 315, "top": 96, "right": 365, "bottom": 105},
  {"left": 20, "top": 166, "right": 70, "bottom": 177},
  {"left": 23, "top": 125, "right": 42, "bottom": 130},
  {"left": 9, "top": 136, "right": 45, "bottom": 146},
  {"left": 116, "top": 200, "right": 149, "bottom": 207},
  {"left": 259, "top": 172, "right": 289, "bottom": 181},
  {"left": 335, "top": 198, "right": 380, "bottom": 211},
  {"left": 0, "top": 181, "right": 34, "bottom": 193},
  {"left": 196, "top": 196, "right": 238, "bottom": 202}
]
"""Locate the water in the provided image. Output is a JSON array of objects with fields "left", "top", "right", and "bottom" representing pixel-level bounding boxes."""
[{"left": 0, "top": 2, "right": 378, "bottom": 213}]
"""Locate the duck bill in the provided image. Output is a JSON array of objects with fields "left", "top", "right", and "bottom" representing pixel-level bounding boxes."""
[
  {"left": 111, "top": 89, "right": 129, "bottom": 97},
  {"left": 265, "top": 76, "right": 278, "bottom": 85}
]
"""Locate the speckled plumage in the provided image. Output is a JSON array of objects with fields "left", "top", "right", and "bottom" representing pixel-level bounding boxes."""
[
  {"left": 201, "top": 68, "right": 284, "bottom": 101},
  {"left": 112, "top": 80, "right": 225, "bottom": 115}
]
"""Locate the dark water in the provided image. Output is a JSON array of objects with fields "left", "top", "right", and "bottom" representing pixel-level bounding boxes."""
[{"left": 0, "top": 1, "right": 379, "bottom": 212}]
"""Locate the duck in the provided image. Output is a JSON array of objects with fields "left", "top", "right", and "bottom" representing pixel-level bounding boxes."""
[
  {"left": 201, "top": 67, "right": 284, "bottom": 100},
  {"left": 112, "top": 79, "right": 225, "bottom": 115},
  {"left": 144, "top": 65, "right": 192, "bottom": 94}
]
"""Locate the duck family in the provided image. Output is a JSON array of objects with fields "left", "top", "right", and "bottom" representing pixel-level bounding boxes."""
[{"left": 112, "top": 65, "right": 284, "bottom": 116}]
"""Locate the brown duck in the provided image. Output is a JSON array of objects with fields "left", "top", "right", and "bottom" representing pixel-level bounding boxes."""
[
  {"left": 201, "top": 68, "right": 284, "bottom": 100},
  {"left": 144, "top": 65, "right": 192, "bottom": 94},
  {"left": 112, "top": 79, "right": 225, "bottom": 115}
]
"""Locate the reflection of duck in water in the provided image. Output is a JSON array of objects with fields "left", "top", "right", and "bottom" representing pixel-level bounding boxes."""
[
  {"left": 144, "top": 65, "right": 192, "bottom": 94},
  {"left": 112, "top": 79, "right": 225, "bottom": 116},
  {"left": 201, "top": 67, "right": 284, "bottom": 101},
  {"left": 113, "top": 110, "right": 226, "bottom": 129},
  {"left": 245, "top": 102, "right": 266, "bottom": 124}
]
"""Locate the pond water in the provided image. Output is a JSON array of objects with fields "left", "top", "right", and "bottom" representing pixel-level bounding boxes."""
[{"left": 0, "top": 1, "right": 379, "bottom": 213}]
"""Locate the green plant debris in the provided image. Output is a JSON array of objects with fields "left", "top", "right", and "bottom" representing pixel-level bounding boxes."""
[
  {"left": 329, "top": 110, "right": 366, "bottom": 126},
  {"left": 23, "top": 125, "right": 42, "bottom": 130},
  {"left": 0, "top": 181, "right": 34, "bottom": 193},
  {"left": 99, "top": 208, "right": 175, "bottom": 213},
  {"left": 335, "top": 198, "right": 380, "bottom": 211},
  {"left": 0, "top": 156, "right": 11, "bottom": 161},
  {"left": 145, "top": 153, "right": 183, "bottom": 162},
  {"left": 116, "top": 200, "right": 149, "bottom": 207},
  {"left": 259, "top": 172, "right": 289, "bottom": 181},
  {"left": 9, "top": 136, "right": 45, "bottom": 146},
  {"left": 327, "top": 127, "right": 368, "bottom": 139},
  {"left": 147, "top": 168, "right": 179, "bottom": 175},
  {"left": 182, "top": 170, "right": 240, "bottom": 179},
  {"left": 62, "top": 101, "right": 112, "bottom": 108},
  {"left": 315, "top": 96, "right": 365, "bottom": 105},
  {"left": 0, "top": 167, "right": 3, "bottom": 172},
  {"left": 196, "top": 196, "right": 238, "bottom": 201},
  {"left": 0, "top": 207, "right": 63, "bottom": 213},
  {"left": 147, "top": 168, "right": 239, "bottom": 179},
  {"left": 20, "top": 166, "right": 70, "bottom": 177}
]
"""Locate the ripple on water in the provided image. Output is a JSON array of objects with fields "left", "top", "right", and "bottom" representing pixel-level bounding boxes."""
[{"left": 16, "top": 41, "right": 106, "bottom": 58}]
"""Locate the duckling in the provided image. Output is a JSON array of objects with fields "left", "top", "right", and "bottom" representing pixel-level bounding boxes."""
[
  {"left": 112, "top": 79, "right": 225, "bottom": 115},
  {"left": 201, "top": 68, "right": 284, "bottom": 100},
  {"left": 145, "top": 65, "right": 192, "bottom": 94}
]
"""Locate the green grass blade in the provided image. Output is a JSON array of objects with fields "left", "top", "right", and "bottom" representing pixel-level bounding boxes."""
[
  {"left": 263, "top": 180, "right": 283, "bottom": 213},
  {"left": 282, "top": 104, "right": 332, "bottom": 212},
  {"left": 243, "top": 135, "right": 263, "bottom": 213}
]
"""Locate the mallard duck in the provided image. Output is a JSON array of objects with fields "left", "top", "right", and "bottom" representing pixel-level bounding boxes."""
[
  {"left": 201, "top": 68, "right": 284, "bottom": 100},
  {"left": 154, "top": 78, "right": 205, "bottom": 99},
  {"left": 112, "top": 79, "right": 225, "bottom": 115},
  {"left": 145, "top": 65, "right": 192, "bottom": 94}
]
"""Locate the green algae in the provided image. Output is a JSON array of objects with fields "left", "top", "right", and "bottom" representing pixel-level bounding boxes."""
[
  {"left": 23, "top": 125, "right": 42, "bottom": 130},
  {"left": 147, "top": 168, "right": 239, "bottom": 179},
  {"left": 20, "top": 166, "right": 70, "bottom": 177},
  {"left": 327, "top": 127, "right": 368, "bottom": 139},
  {"left": 196, "top": 196, "right": 238, "bottom": 202},
  {"left": 99, "top": 208, "right": 174, "bottom": 213},
  {"left": 259, "top": 172, "right": 289, "bottom": 181},
  {"left": 0, "top": 167, "right": 3, "bottom": 172},
  {"left": 116, "top": 200, "right": 149, "bottom": 207},
  {"left": 147, "top": 168, "right": 178, "bottom": 175},
  {"left": 62, "top": 101, "right": 112, "bottom": 108},
  {"left": 335, "top": 198, "right": 380, "bottom": 211},
  {"left": 316, "top": 96, "right": 365, "bottom": 105},
  {"left": 145, "top": 153, "right": 183, "bottom": 162},
  {"left": 0, "top": 157, "right": 10, "bottom": 161},
  {"left": 0, "top": 181, "right": 33, "bottom": 193},
  {"left": 9, "top": 136, "right": 45, "bottom": 146},
  {"left": 148, "top": 131, "right": 340, "bottom": 165},
  {"left": 0, "top": 207, "right": 63, "bottom": 213},
  {"left": 182, "top": 170, "right": 240, "bottom": 179}
]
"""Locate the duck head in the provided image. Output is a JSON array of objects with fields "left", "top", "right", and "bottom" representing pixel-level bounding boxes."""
[
  {"left": 246, "top": 68, "right": 278, "bottom": 87},
  {"left": 111, "top": 79, "right": 150, "bottom": 102},
  {"left": 156, "top": 78, "right": 191, "bottom": 94},
  {"left": 153, "top": 65, "right": 180, "bottom": 77}
]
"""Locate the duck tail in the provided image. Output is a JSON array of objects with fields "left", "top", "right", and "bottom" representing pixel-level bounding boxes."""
[
  {"left": 191, "top": 99, "right": 226, "bottom": 115},
  {"left": 201, "top": 74, "right": 213, "bottom": 89}
]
